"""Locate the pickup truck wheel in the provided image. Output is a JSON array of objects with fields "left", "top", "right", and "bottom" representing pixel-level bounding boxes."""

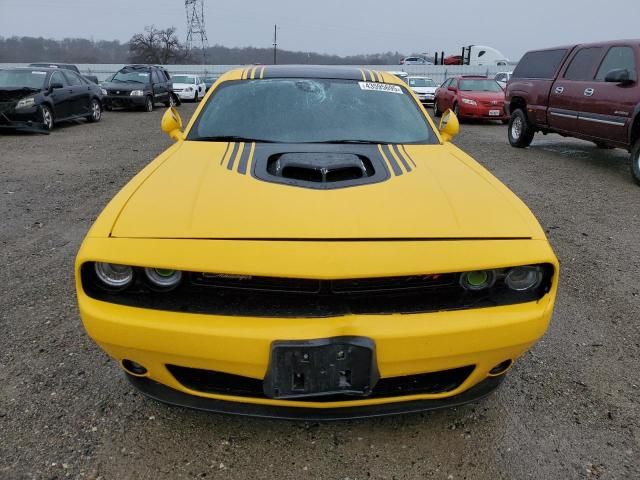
[
  {"left": 508, "top": 109, "right": 535, "bottom": 148},
  {"left": 631, "top": 139, "right": 640, "bottom": 186}
]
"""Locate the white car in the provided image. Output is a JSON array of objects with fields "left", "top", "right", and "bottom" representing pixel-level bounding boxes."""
[
  {"left": 407, "top": 76, "right": 438, "bottom": 105},
  {"left": 387, "top": 71, "right": 409, "bottom": 84},
  {"left": 171, "top": 74, "right": 206, "bottom": 102},
  {"left": 494, "top": 71, "right": 513, "bottom": 89}
]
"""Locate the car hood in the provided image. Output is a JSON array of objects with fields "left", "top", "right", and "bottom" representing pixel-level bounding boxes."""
[
  {"left": 101, "top": 82, "right": 145, "bottom": 92},
  {"left": 173, "top": 82, "right": 196, "bottom": 89},
  {"left": 0, "top": 87, "right": 41, "bottom": 102},
  {"left": 458, "top": 91, "right": 505, "bottom": 101},
  {"left": 412, "top": 87, "right": 437, "bottom": 94},
  {"left": 110, "top": 142, "right": 540, "bottom": 240}
]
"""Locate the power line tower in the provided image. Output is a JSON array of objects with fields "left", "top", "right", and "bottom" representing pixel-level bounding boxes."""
[{"left": 185, "top": 0, "right": 209, "bottom": 64}]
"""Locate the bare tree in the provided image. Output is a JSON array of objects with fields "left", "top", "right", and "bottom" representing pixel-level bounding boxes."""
[{"left": 128, "top": 26, "right": 187, "bottom": 64}]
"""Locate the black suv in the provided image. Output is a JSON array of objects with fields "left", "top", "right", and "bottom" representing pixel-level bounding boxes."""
[{"left": 102, "top": 65, "right": 177, "bottom": 112}]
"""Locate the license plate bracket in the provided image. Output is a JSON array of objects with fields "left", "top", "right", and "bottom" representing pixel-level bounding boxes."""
[{"left": 263, "top": 337, "right": 379, "bottom": 399}]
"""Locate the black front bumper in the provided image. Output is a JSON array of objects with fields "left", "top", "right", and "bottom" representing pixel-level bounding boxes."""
[
  {"left": 127, "top": 373, "right": 503, "bottom": 421},
  {"left": 0, "top": 107, "right": 49, "bottom": 134},
  {"left": 104, "top": 96, "right": 146, "bottom": 109}
]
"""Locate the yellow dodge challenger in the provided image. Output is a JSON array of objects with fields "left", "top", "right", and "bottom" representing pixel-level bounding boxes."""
[{"left": 75, "top": 66, "right": 559, "bottom": 419}]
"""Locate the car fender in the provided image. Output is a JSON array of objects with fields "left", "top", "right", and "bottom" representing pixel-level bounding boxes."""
[{"left": 629, "top": 103, "right": 640, "bottom": 145}]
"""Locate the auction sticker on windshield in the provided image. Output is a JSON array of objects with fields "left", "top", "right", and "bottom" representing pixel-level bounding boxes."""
[{"left": 358, "top": 82, "right": 403, "bottom": 94}]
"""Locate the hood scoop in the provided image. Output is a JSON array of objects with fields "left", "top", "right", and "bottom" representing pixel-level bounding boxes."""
[
  {"left": 252, "top": 145, "right": 391, "bottom": 190},
  {"left": 268, "top": 153, "right": 373, "bottom": 183}
]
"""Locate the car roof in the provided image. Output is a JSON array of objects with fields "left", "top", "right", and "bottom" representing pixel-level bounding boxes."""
[
  {"left": 408, "top": 76, "right": 433, "bottom": 80},
  {"left": 9, "top": 67, "right": 55, "bottom": 72},
  {"left": 259, "top": 65, "right": 380, "bottom": 80}
]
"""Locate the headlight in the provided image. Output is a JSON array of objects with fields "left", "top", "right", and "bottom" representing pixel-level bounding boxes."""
[
  {"left": 130, "top": 90, "right": 144, "bottom": 96},
  {"left": 144, "top": 268, "right": 182, "bottom": 291},
  {"left": 505, "top": 266, "right": 543, "bottom": 291},
  {"left": 461, "top": 98, "right": 477, "bottom": 106},
  {"left": 459, "top": 270, "right": 496, "bottom": 291},
  {"left": 94, "top": 263, "right": 134, "bottom": 290},
  {"left": 16, "top": 97, "right": 36, "bottom": 109},
  {"left": 186, "top": 87, "right": 193, "bottom": 91},
  {"left": 100, "top": 88, "right": 108, "bottom": 95}
]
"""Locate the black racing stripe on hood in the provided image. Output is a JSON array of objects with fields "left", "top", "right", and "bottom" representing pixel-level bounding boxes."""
[
  {"left": 400, "top": 145, "right": 417, "bottom": 167},
  {"left": 391, "top": 144, "right": 412, "bottom": 172},
  {"left": 237, "top": 142, "right": 254, "bottom": 174},
  {"left": 380, "top": 144, "right": 403, "bottom": 176},
  {"left": 227, "top": 142, "right": 241, "bottom": 170},
  {"left": 219, "top": 142, "right": 231, "bottom": 165}
]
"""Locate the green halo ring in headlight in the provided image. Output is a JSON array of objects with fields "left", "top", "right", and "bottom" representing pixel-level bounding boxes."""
[
  {"left": 460, "top": 270, "right": 495, "bottom": 291},
  {"left": 467, "top": 270, "right": 488, "bottom": 287},
  {"left": 144, "top": 267, "right": 183, "bottom": 290},
  {"left": 155, "top": 268, "right": 177, "bottom": 277}
]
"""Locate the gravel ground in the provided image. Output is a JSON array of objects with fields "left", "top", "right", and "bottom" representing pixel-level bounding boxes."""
[{"left": 1, "top": 104, "right": 639, "bottom": 480}]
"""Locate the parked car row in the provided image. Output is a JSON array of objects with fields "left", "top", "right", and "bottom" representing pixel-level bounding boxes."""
[{"left": 0, "top": 63, "right": 211, "bottom": 133}]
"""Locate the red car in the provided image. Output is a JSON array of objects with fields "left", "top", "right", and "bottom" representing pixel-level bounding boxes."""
[{"left": 434, "top": 76, "right": 508, "bottom": 123}]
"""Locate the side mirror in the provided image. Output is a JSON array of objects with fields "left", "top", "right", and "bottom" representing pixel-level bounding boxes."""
[
  {"left": 438, "top": 109, "right": 460, "bottom": 142},
  {"left": 448, "top": 86, "right": 457, "bottom": 92},
  {"left": 161, "top": 107, "right": 184, "bottom": 142},
  {"left": 604, "top": 69, "right": 634, "bottom": 84},
  {"left": 50, "top": 82, "right": 64, "bottom": 91}
]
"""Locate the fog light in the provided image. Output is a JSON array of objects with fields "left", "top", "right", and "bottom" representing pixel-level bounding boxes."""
[
  {"left": 505, "top": 266, "right": 542, "bottom": 291},
  {"left": 94, "top": 262, "right": 133, "bottom": 290},
  {"left": 489, "top": 360, "right": 513, "bottom": 376},
  {"left": 144, "top": 267, "right": 182, "bottom": 290},
  {"left": 122, "top": 359, "right": 147, "bottom": 376},
  {"left": 460, "top": 270, "right": 496, "bottom": 291}
]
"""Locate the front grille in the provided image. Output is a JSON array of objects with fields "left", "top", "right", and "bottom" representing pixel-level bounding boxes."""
[
  {"left": 167, "top": 364, "right": 474, "bottom": 402},
  {"left": 0, "top": 101, "right": 16, "bottom": 114},
  {"left": 481, "top": 101, "right": 504, "bottom": 107},
  {"left": 81, "top": 264, "right": 554, "bottom": 317}
]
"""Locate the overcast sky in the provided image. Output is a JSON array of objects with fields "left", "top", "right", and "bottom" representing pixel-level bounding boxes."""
[{"left": 1, "top": 0, "right": 639, "bottom": 60}]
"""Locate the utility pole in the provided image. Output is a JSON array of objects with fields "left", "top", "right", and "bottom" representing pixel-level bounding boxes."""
[
  {"left": 185, "top": 0, "right": 209, "bottom": 65},
  {"left": 273, "top": 24, "right": 278, "bottom": 65}
]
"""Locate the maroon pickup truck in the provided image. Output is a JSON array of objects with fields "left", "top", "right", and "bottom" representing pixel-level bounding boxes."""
[{"left": 505, "top": 40, "right": 640, "bottom": 185}]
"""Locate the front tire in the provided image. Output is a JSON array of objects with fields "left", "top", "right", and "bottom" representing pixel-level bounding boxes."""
[
  {"left": 193, "top": 91, "right": 198, "bottom": 103},
  {"left": 144, "top": 96, "right": 154, "bottom": 112},
  {"left": 164, "top": 93, "right": 177, "bottom": 108},
  {"left": 452, "top": 102, "right": 459, "bottom": 117},
  {"left": 41, "top": 104, "right": 54, "bottom": 131},
  {"left": 631, "top": 138, "right": 640, "bottom": 186},
  {"left": 433, "top": 99, "right": 442, "bottom": 117},
  {"left": 86, "top": 99, "right": 102, "bottom": 123},
  {"left": 508, "top": 109, "right": 535, "bottom": 148}
]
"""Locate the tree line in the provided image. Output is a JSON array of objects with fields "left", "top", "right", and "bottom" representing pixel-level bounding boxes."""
[{"left": 0, "top": 29, "right": 408, "bottom": 65}]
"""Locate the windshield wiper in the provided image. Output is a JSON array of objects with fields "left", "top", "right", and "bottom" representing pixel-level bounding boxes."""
[{"left": 191, "top": 135, "right": 278, "bottom": 143}]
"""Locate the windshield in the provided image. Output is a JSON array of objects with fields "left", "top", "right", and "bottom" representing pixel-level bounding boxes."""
[
  {"left": 188, "top": 78, "right": 436, "bottom": 144},
  {"left": 172, "top": 75, "right": 196, "bottom": 84},
  {"left": 459, "top": 79, "right": 502, "bottom": 92},
  {"left": 0, "top": 70, "right": 46, "bottom": 89},
  {"left": 408, "top": 78, "right": 436, "bottom": 87},
  {"left": 112, "top": 70, "right": 150, "bottom": 83}
]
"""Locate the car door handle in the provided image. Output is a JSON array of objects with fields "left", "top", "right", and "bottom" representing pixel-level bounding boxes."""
[
  {"left": 584, "top": 88, "right": 594, "bottom": 97},
  {"left": 555, "top": 86, "right": 564, "bottom": 94}
]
